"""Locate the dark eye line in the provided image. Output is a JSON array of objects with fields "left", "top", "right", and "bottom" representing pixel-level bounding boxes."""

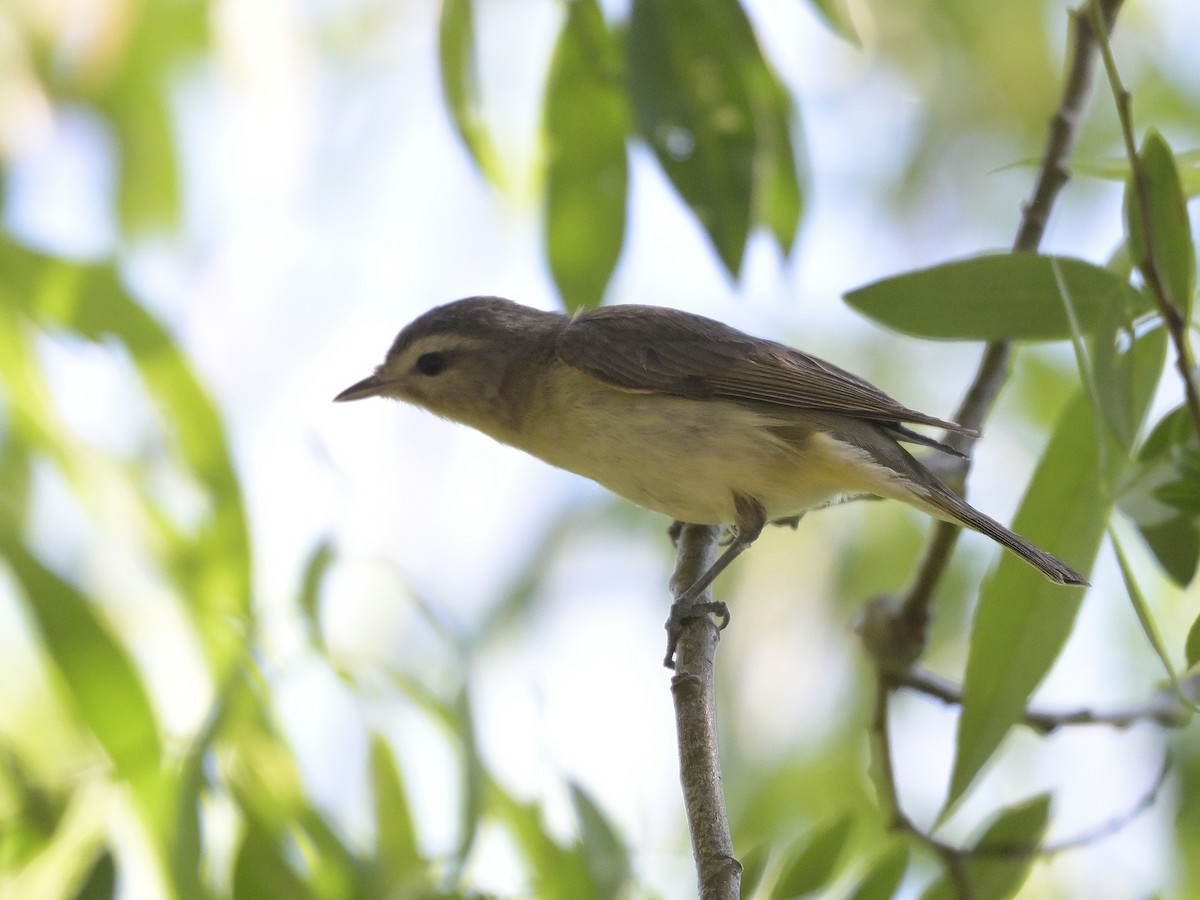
[{"left": 415, "top": 351, "right": 447, "bottom": 376}]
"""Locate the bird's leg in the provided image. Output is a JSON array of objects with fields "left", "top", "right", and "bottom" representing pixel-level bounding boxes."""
[{"left": 663, "top": 496, "right": 767, "bottom": 668}]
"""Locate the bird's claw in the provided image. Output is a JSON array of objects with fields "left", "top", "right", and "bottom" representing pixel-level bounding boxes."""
[{"left": 662, "top": 599, "right": 730, "bottom": 669}]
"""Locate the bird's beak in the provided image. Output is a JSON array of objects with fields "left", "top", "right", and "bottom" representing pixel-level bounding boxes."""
[{"left": 334, "top": 373, "right": 387, "bottom": 402}]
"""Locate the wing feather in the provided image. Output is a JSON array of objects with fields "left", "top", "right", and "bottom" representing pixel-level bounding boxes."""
[{"left": 557, "top": 305, "right": 975, "bottom": 436}]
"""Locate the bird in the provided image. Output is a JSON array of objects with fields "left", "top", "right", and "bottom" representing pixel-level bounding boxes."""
[{"left": 335, "top": 296, "right": 1086, "bottom": 662}]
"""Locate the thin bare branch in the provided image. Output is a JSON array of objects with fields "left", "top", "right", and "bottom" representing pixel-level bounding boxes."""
[
  {"left": 900, "top": 0, "right": 1124, "bottom": 626},
  {"left": 894, "top": 666, "right": 1198, "bottom": 733},
  {"left": 1087, "top": 0, "right": 1200, "bottom": 436},
  {"left": 669, "top": 524, "right": 740, "bottom": 900}
]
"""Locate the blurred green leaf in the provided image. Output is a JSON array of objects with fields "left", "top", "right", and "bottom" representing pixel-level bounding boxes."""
[
  {"left": 627, "top": 0, "right": 760, "bottom": 275},
  {"left": 299, "top": 539, "right": 336, "bottom": 652},
  {"left": 0, "top": 544, "right": 168, "bottom": 821},
  {"left": 0, "top": 238, "right": 251, "bottom": 679},
  {"left": 738, "top": 843, "right": 770, "bottom": 897},
  {"left": 1074, "top": 149, "right": 1200, "bottom": 196},
  {"left": 845, "top": 843, "right": 909, "bottom": 900},
  {"left": 773, "top": 815, "right": 854, "bottom": 897},
  {"left": 748, "top": 56, "right": 803, "bottom": 256},
  {"left": 386, "top": 676, "right": 486, "bottom": 880},
  {"left": 1188, "top": 615, "right": 1200, "bottom": 671},
  {"left": 227, "top": 716, "right": 363, "bottom": 899},
  {"left": 232, "top": 819, "right": 319, "bottom": 900},
  {"left": 439, "top": 0, "right": 501, "bottom": 183},
  {"left": 370, "top": 735, "right": 426, "bottom": 894},
  {"left": 949, "top": 327, "right": 1166, "bottom": 811},
  {"left": 1125, "top": 131, "right": 1196, "bottom": 321},
  {"left": 73, "top": 851, "right": 116, "bottom": 900},
  {"left": 807, "top": 0, "right": 859, "bottom": 44},
  {"left": 488, "top": 780, "right": 596, "bottom": 898},
  {"left": 568, "top": 781, "right": 632, "bottom": 896},
  {"left": 924, "top": 795, "right": 1050, "bottom": 900},
  {"left": 844, "top": 254, "right": 1146, "bottom": 341},
  {"left": 93, "top": 0, "right": 207, "bottom": 232},
  {"left": 544, "top": 0, "right": 628, "bottom": 311}
]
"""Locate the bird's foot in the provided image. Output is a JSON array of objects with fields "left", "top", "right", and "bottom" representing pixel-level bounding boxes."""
[{"left": 663, "top": 598, "right": 730, "bottom": 669}]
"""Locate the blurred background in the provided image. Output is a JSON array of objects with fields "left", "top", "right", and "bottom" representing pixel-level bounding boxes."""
[{"left": 1, "top": 0, "right": 1198, "bottom": 896}]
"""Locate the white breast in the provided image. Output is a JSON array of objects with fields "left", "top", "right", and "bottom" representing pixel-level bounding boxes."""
[{"left": 511, "top": 368, "right": 912, "bottom": 526}]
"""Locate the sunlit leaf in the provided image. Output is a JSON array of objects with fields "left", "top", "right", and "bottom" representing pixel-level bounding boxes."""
[
  {"left": 386, "top": 676, "right": 486, "bottom": 879},
  {"left": 738, "top": 843, "right": 770, "bottom": 897},
  {"left": 0, "top": 238, "right": 251, "bottom": 678},
  {"left": 627, "top": 0, "right": 758, "bottom": 275},
  {"left": 298, "top": 539, "right": 336, "bottom": 652},
  {"left": 807, "top": 0, "right": 860, "bottom": 44},
  {"left": 747, "top": 57, "right": 804, "bottom": 255},
  {"left": 568, "top": 782, "right": 632, "bottom": 896},
  {"left": 544, "top": 0, "right": 628, "bottom": 311},
  {"left": 90, "top": 0, "right": 208, "bottom": 232},
  {"left": 924, "top": 795, "right": 1050, "bottom": 900},
  {"left": 845, "top": 254, "right": 1146, "bottom": 341},
  {"left": 773, "top": 815, "right": 854, "bottom": 896},
  {"left": 846, "top": 843, "right": 909, "bottom": 900},
  {"left": 1125, "top": 130, "right": 1196, "bottom": 321},
  {"left": 948, "top": 327, "right": 1166, "bottom": 811},
  {"left": 232, "top": 819, "right": 318, "bottom": 900},
  {"left": 74, "top": 851, "right": 116, "bottom": 900},
  {"left": 1188, "top": 614, "right": 1200, "bottom": 670},
  {"left": 0, "top": 545, "right": 167, "bottom": 819},
  {"left": 488, "top": 780, "right": 595, "bottom": 896},
  {"left": 370, "top": 735, "right": 426, "bottom": 894},
  {"left": 438, "top": 0, "right": 501, "bottom": 183},
  {"left": 1073, "top": 149, "right": 1200, "bottom": 196}
]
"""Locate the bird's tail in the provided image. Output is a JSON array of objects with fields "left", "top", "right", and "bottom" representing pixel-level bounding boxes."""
[{"left": 918, "top": 481, "right": 1088, "bottom": 586}]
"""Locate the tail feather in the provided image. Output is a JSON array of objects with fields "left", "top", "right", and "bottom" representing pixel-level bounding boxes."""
[{"left": 921, "top": 483, "right": 1088, "bottom": 586}]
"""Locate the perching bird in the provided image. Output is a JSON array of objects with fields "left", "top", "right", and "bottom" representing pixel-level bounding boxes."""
[{"left": 336, "top": 297, "right": 1086, "bottom": 660}]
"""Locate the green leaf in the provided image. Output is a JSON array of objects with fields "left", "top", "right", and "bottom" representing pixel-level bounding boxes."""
[
  {"left": 544, "top": 0, "right": 629, "bottom": 311},
  {"left": 370, "top": 735, "right": 425, "bottom": 893},
  {"left": 948, "top": 327, "right": 1166, "bottom": 811},
  {"left": 298, "top": 539, "right": 336, "bottom": 652},
  {"left": 1188, "top": 612, "right": 1200, "bottom": 670},
  {"left": 1125, "top": 130, "right": 1196, "bottom": 321},
  {"left": 568, "top": 782, "right": 632, "bottom": 896},
  {"left": 94, "top": 0, "right": 207, "bottom": 232},
  {"left": 488, "top": 780, "right": 595, "bottom": 897},
  {"left": 1120, "top": 405, "right": 1200, "bottom": 586},
  {"left": 73, "top": 851, "right": 116, "bottom": 900},
  {"left": 773, "top": 815, "right": 854, "bottom": 896},
  {"left": 846, "top": 843, "right": 909, "bottom": 900},
  {"left": 738, "top": 843, "right": 770, "bottom": 897},
  {"left": 807, "top": 0, "right": 860, "bottom": 44},
  {"left": 232, "top": 819, "right": 319, "bottom": 900},
  {"left": 627, "top": 0, "right": 758, "bottom": 275},
  {"left": 1087, "top": 281, "right": 1138, "bottom": 447},
  {"left": 844, "top": 254, "right": 1146, "bottom": 341},
  {"left": 747, "top": 58, "right": 804, "bottom": 255},
  {"left": 0, "top": 545, "right": 167, "bottom": 820},
  {"left": 924, "top": 795, "right": 1050, "bottom": 900},
  {"left": 1111, "top": 531, "right": 1197, "bottom": 712},
  {"left": 1073, "top": 149, "right": 1200, "bottom": 196},
  {"left": 0, "top": 238, "right": 252, "bottom": 678},
  {"left": 438, "top": 0, "right": 501, "bottom": 183}
]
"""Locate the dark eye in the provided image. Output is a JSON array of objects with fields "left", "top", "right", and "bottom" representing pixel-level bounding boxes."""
[{"left": 415, "top": 352, "right": 447, "bottom": 376}]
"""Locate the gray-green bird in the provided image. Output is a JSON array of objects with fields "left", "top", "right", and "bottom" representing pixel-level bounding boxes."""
[{"left": 335, "top": 297, "right": 1085, "bottom": 620}]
